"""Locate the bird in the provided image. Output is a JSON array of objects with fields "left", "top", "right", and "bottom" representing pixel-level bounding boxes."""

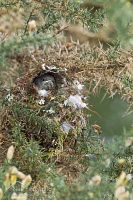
[
  {"left": 32, "top": 68, "right": 62, "bottom": 97},
  {"left": 33, "top": 73, "right": 56, "bottom": 91},
  {"left": 32, "top": 66, "right": 66, "bottom": 97}
]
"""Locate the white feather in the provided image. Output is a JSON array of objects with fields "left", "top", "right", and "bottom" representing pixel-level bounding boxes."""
[{"left": 37, "top": 89, "right": 48, "bottom": 97}]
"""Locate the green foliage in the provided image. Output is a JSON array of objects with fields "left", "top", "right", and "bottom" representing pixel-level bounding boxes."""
[
  {"left": 1, "top": 0, "right": 133, "bottom": 69},
  {"left": 122, "top": 75, "right": 133, "bottom": 90},
  {"left": 1, "top": 1, "right": 133, "bottom": 200},
  {"left": 10, "top": 102, "right": 65, "bottom": 152},
  {"left": 25, "top": 129, "right": 133, "bottom": 200},
  {"left": 0, "top": 34, "right": 53, "bottom": 68},
  {"left": 40, "top": 0, "right": 104, "bottom": 32},
  {"left": 85, "top": 0, "right": 133, "bottom": 44}
]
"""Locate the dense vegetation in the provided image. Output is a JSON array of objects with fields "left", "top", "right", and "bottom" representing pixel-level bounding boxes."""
[{"left": 0, "top": 0, "right": 133, "bottom": 199}]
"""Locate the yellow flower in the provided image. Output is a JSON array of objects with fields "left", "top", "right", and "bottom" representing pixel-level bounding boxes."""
[
  {"left": 89, "top": 175, "right": 101, "bottom": 186},
  {"left": 116, "top": 171, "right": 131, "bottom": 187},
  {"left": 11, "top": 193, "right": 28, "bottom": 200},
  {"left": 9, "top": 167, "right": 26, "bottom": 180},
  {"left": 116, "top": 171, "right": 127, "bottom": 187},
  {"left": 21, "top": 175, "right": 32, "bottom": 191},
  {"left": 11, "top": 192, "right": 18, "bottom": 200},
  {"left": 0, "top": 188, "right": 3, "bottom": 200},
  {"left": 118, "top": 191, "right": 129, "bottom": 200},
  {"left": 17, "top": 193, "right": 28, "bottom": 200},
  {"left": 9, "top": 166, "right": 18, "bottom": 175},
  {"left": 118, "top": 159, "right": 126, "bottom": 165},
  {"left": 7, "top": 145, "right": 15, "bottom": 161},
  {"left": 10, "top": 174, "right": 17, "bottom": 186},
  {"left": 16, "top": 171, "right": 26, "bottom": 180},
  {"left": 115, "top": 186, "right": 129, "bottom": 200}
]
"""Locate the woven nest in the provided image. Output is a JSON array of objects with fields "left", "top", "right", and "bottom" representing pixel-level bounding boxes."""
[{"left": 3, "top": 63, "right": 88, "bottom": 151}]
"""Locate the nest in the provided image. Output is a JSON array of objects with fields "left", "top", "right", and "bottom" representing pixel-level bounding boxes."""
[
  {"left": 1, "top": 41, "right": 133, "bottom": 152},
  {"left": 2, "top": 64, "right": 88, "bottom": 152}
]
